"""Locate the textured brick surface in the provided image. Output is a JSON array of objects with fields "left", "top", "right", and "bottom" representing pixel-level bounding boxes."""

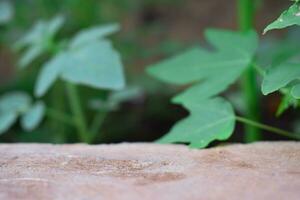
[{"left": 0, "top": 142, "right": 299, "bottom": 200}]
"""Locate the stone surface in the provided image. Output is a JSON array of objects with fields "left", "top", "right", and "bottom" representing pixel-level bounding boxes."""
[{"left": 0, "top": 142, "right": 299, "bottom": 200}]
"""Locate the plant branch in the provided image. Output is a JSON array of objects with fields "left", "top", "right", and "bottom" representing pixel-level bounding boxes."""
[
  {"left": 236, "top": 116, "right": 300, "bottom": 140},
  {"left": 66, "top": 82, "right": 89, "bottom": 143},
  {"left": 253, "top": 62, "right": 265, "bottom": 76},
  {"left": 238, "top": 0, "right": 262, "bottom": 142},
  {"left": 46, "top": 108, "right": 75, "bottom": 126},
  {"left": 89, "top": 110, "right": 108, "bottom": 143}
]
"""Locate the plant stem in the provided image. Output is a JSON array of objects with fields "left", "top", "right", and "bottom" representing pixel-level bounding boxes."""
[
  {"left": 51, "top": 83, "right": 66, "bottom": 141},
  {"left": 66, "top": 83, "right": 89, "bottom": 143},
  {"left": 238, "top": 0, "right": 262, "bottom": 142},
  {"left": 89, "top": 111, "right": 108, "bottom": 143},
  {"left": 46, "top": 108, "right": 75, "bottom": 126},
  {"left": 236, "top": 116, "right": 300, "bottom": 140}
]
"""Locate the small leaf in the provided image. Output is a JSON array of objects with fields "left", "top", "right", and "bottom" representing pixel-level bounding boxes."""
[
  {"left": 109, "top": 86, "right": 142, "bottom": 104},
  {"left": 15, "top": 16, "right": 65, "bottom": 50},
  {"left": 61, "top": 40, "right": 125, "bottom": 90},
  {"left": 264, "top": 3, "right": 300, "bottom": 34},
  {"left": 0, "top": 1, "right": 13, "bottom": 25},
  {"left": 70, "top": 23, "right": 120, "bottom": 49},
  {"left": 0, "top": 112, "right": 17, "bottom": 135},
  {"left": 14, "top": 16, "right": 65, "bottom": 68},
  {"left": 262, "top": 62, "right": 300, "bottom": 95},
  {"left": 18, "top": 45, "right": 43, "bottom": 69},
  {"left": 35, "top": 52, "right": 67, "bottom": 97},
  {"left": 0, "top": 92, "right": 31, "bottom": 113},
  {"left": 291, "top": 83, "right": 300, "bottom": 98},
  {"left": 47, "top": 15, "right": 65, "bottom": 38},
  {"left": 14, "top": 21, "right": 46, "bottom": 50},
  {"left": 158, "top": 98, "right": 235, "bottom": 148},
  {"left": 276, "top": 89, "right": 298, "bottom": 116},
  {"left": 21, "top": 101, "right": 45, "bottom": 131}
]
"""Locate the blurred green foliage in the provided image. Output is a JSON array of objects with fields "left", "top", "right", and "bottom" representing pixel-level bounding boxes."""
[
  {"left": 0, "top": 0, "right": 184, "bottom": 144},
  {"left": 1, "top": 0, "right": 300, "bottom": 146}
]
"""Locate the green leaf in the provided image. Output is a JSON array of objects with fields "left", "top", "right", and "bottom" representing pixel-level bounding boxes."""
[
  {"left": 276, "top": 89, "right": 298, "bottom": 116},
  {"left": 147, "top": 29, "right": 256, "bottom": 148},
  {"left": 47, "top": 15, "right": 65, "bottom": 38},
  {"left": 109, "top": 86, "right": 142, "bottom": 104},
  {"left": 204, "top": 29, "right": 258, "bottom": 55},
  {"left": 15, "top": 16, "right": 65, "bottom": 69},
  {"left": 35, "top": 52, "right": 67, "bottom": 97},
  {"left": 0, "top": 92, "right": 31, "bottom": 113},
  {"left": 35, "top": 41, "right": 125, "bottom": 97},
  {"left": 15, "top": 16, "right": 64, "bottom": 50},
  {"left": 0, "top": 112, "right": 17, "bottom": 135},
  {"left": 21, "top": 101, "right": 45, "bottom": 131},
  {"left": 61, "top": 40, "right": 125, "bottom": 90},
  {"left": 158, "top": 98, "right": 235, "bottom": 148},
  {"left": 257, "top": 32, "right": 300, "bottom": 67},
  {"left": 291, "top": 83, "right": 300, "bottom": 99},
  {"left": 147, "top": 29, "right": 257, "bottom": 86},
  {"left": 0, "top": 1, "right": 13, "bottom": 25},
  {"left": 172, "top": 70, "right": 243, "bottom": 105},
  {"left": 262, "top": 62, "right": 300, "bottom": 95},
  {"left": 18, "top": 45, "right": 43, "bottom": 69},
  {"left": 70, "top": 23, "right": 120, "bottom": 49},
  {"left": 264, "top": 3, "right": 300, "bottom": 34}
]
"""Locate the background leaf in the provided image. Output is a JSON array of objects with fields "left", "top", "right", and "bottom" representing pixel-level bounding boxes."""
[
  {"left": 0, "top": 92, "right": 31, "bottom": 113},
  {"left": 70, "top": 23, "right": 120, "bottom": 49},
  {"left": 18, "top": 45, "right": 43, "bottom": 69},
  {"left": 35, "top": 52, "right": 67, "bottom": 97},
  {"left": 21, "top": 101, "right": 45, "bottom": 132},
  {"left": 0, "top": 113, "right": 18, "bottom": 135},
  {"left": 0, "top": 1, "right": 13, "bottom": 25},
  {"left": 15, "top": 16, "right": 65, "bottom": 69},
  {"left": 61, "top": 40, "right": 125, "bottom": 90}
]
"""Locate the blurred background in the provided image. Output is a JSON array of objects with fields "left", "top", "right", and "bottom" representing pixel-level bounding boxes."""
[{"left": 0, "top": 0, "right": 299, "bottom": 144}]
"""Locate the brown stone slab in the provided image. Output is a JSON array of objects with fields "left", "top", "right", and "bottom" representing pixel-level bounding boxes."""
[{"left": 0, "top": 142, "right": 299, "bottom": 200}]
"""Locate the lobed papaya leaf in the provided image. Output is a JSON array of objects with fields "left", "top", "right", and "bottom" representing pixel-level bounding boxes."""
[
  {"left": 147, "top": 29, "right": 257, "bottom": 148},
  {"left": 264, "top": 2, "right": 300, "bottom": 34}
]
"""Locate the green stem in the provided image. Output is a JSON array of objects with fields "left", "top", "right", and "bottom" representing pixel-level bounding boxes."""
[
  {"left": 238, "top": 0, "right": 262, "bottom": 142},
  {"left": 50, "top": 83, "right": 66, "bottom": 141},
  {"left": 66, "top": 83, "right": 89, "bottom": 143},
  {"left": 253, "top": 63, "right": 265, "bottom": 76},
  {"left": 46, "top": 108, "right": 75, "bottom": 126},
  {"left": 89, "top": 111, "right": 108, "bottom": 143},
  {"left": 236, "top": 116, "right": 300, "bottom": 140}
]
